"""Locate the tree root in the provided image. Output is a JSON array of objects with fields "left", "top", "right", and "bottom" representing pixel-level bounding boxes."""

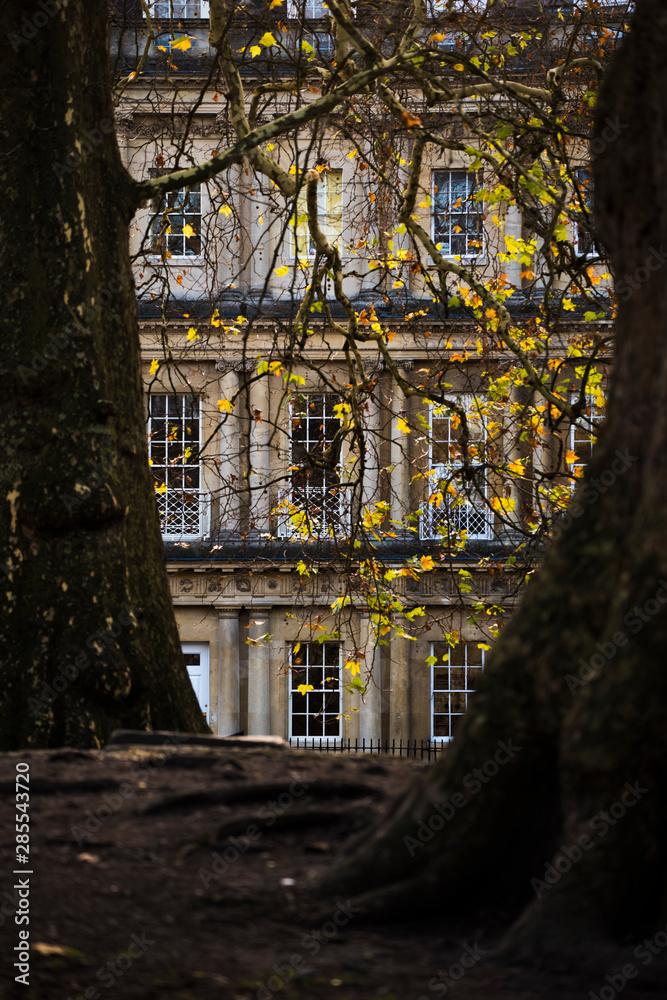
[
  {"left": 181, "top": 804, "right": 374, "bottom": 855},
  {"left": 143, "top": 779, "right": 383, "bottom": 816}
]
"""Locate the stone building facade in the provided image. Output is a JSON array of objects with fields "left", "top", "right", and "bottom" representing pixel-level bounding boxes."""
[{"left": 111, "top": 0, "right": 614, "bottom": 742}]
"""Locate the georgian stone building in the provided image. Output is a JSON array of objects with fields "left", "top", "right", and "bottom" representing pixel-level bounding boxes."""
[{"left": 111, "top": 0, "right": 614, "bottom": 743}]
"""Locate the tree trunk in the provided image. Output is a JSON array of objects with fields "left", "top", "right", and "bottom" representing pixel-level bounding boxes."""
[
  {"left": 0, "top": 1, "right": 208, "bottom": 748},
  {"left": 322, "top": 0, "right": 667, "bottom": 964}
]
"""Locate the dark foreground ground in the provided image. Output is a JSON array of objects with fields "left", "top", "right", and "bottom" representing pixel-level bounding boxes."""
[{"left": 0, "top": 741, "right": 664, "bottom": 1000}]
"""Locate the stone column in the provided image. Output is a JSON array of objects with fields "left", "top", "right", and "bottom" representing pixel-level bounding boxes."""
[
  {"left": 361, "top": 387, "right": 381, "bottom": 518},
  {"left": 269, "top": 630, "right": 286, "bottom": 738},
  {"left": 248, "top": 373, "right": 271, "bottom": 533},
  {"left": 247, "top": 609, "right": 271, "bottom": 734},
  {"left": 388, "top": 633, "right": 411, "bottom": 741},
  {"left": 217, "top": 608, "right": 240, "bottom": 736},
  {"left": 389, "top": 369, "right": 410, "bottom": 526},
  {"left": 218, "top": 367, "right": 240, "bottom": 530},
  {"left": 359, "top": 613, "right": 382, "bottom": 744}
]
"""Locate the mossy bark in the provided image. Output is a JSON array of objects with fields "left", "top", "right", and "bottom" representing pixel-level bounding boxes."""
[
  {"left": 324, "top": 0, "right": 667, "bottom": 961},
  {"left": 0, "top": 1, "right": 208, "bottom": 748}
]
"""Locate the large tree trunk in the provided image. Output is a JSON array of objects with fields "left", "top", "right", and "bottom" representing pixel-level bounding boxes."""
[
  {"left": 322, "top": 0, "right": 667, "bottom": 964},
  {"left": 0, "top": 1, "right": 208, "bottom": 748}
]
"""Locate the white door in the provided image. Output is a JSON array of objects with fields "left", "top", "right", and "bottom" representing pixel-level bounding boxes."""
[{"left": 182, "top": 643, "right": 210, "bottom": 723}]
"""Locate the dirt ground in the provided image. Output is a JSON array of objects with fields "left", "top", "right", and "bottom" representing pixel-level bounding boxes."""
[{"left": 0, "top": 739, "right": 664, "bottom": 1000}]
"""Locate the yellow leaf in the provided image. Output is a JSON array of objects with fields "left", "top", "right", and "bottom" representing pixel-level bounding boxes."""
[
  {"left": 218, "top": 205, "right": 232, "bottom": 216},
  {"left": 393, "top": 279, "right": 404, "bottom": 289},
  {"left": 490, "top": 497, "right": 517, "bottom": 513},
  {"left": 187, "top": 327, "right": 199, "bottom": 341},
  {"left": 267, "top": 143, "right": 275, "bottom": 151},
  {"left": 270, "top": 0, "right": 284, "bottom": 6},
  {"left": 478, "top": 642, "right": 491, "bottom": 651},
  {"left": 397, "top": 417, "right": 410, "bottom": 435},
  {"left": 507, "top": 459, "right": 525, "bottom": 475},
  {"left": 275, "top": 265, "right": 289, "bottom": 277},
  {"left": 259, "top": 31, "right": 277, "bottom": 46},
  {"left": 182, "top": 223, "right": 195, "bottom": 238},
  {"left": 149, "top": 359, "right": 159, "bottom": 376},
  {"left": 420, "top": 555, "right": 435, "bottom": 571},
  {"left": 453, "top": 63, "right": 465, "bottom": 71},
  {"left": 566, "top": 450, "right": 578, "bottom": 465},
  {"left": 288, "top": 165, "right": 297, "bottom": 175},
  {"left": 348, "top": 148, "right": 358, "bottom": 159},
  {"left": 155, "top": 483, "right": 167, "bottom": 494},
  {"left": 170, "top": 36, "right": 193, "bottom": 51},
  {"left": 345, "top": 659, "right": 362, "bottom": 677},
  {"left": 297, "top": 684, "right": 314, "bottom": 696},
  {"left": 562, "top": 298, "right": 575, "bottom": 311},
  {"left": 218, "top": 399, "right": 233, "bottom": 414},
  {"left": 249, "top": 45, "right": 261, "bottom": 58}
]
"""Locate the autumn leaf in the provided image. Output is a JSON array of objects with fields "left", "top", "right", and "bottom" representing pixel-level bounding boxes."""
[
  {"left": 420, "top": 555, "right": 435, "bottom": 571},
  {"left": 187, "top": 327, "right": 199, "bottom": 341},
  {"left": 393, "top": 279, "right": 404, "bottom": 289},
  {"left": 562, "top": 298, "right": 575, "bottom": 311},
  {"left": 218, "top": 399, "right": 233, "bottom": 414},
  {"left": 259, "top": 31, "right": 278, "bottom": 46},
  {"left": 507, "top": 459, "right": 525, "bottom": 475},
  {"left": 149, "top": 359, "right": 159, "bottom": 376},
  {"left": 249, "top": 45, "right": 261, "bottom": 58},
  {"left": 344, "top": 659, "right": 362, "bottom": 677},
  {"left": 297, "top": 684, "right": 314, "bottom": 696},
  {"left": 155, "top": 483, "right": 167, "bottom": 494},
  {"left": 397, "top": 417, "right": 411, "bottom": 434},
  {"left": 348, "top": 148, "right": 358, "bottom": 159},
  {"left": 182, "top": 223, "right": 195, "bottom": 238},
  {"left": 402, "top": 110, "right": 422, "bottom": 129},
  {"left": 218, "top": 205, "right": 232, "bottom": 216},
  {"left": 565, "top": 450, "right": 578, "bottom": 465},
  {"left": 490, "top": 497, "right": 517, "bottom": 513},
  {"left": 170, "top": 36, "right": 193, "bottom": 51},
  {"left": 275, "top": 265, "right": 289, "bottom": 277}
]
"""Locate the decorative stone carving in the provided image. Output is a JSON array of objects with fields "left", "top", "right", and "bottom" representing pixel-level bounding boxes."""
[
  {"left": 236, "top": 577, "right": 251, "bottom": 592},
  {"left": 215, "top": 359, "right": 257, "bottom": 373}
]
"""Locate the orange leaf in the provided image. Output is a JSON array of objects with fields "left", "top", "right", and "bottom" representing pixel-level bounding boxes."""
[{"left": 402, "top": 110, "right": 422, "bottom": 129}]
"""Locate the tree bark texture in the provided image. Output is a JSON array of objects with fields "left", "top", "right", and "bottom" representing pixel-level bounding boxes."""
[
  {"left": 0, "top": 0, "right": 208, "bottom": 748},
  {"left": 324, "top": 0, "right": 667, "bottom": 965}
]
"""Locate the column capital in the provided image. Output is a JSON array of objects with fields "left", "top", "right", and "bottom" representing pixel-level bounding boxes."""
[{"left": 217, "top": 607, "right": 240, "bottom": 618}]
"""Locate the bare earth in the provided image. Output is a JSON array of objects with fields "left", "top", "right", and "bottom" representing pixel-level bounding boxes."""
[{"left": 0, "top": 743, "right": 663, "bottom": 1000}]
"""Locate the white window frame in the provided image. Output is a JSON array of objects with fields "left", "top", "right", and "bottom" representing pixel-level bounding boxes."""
[
  {"left": 277, "top": 393, "right": 351, "bottom": 538},
  {"left": 148, "top": 394, "right": 210, "bottom": 539},
  {"left": 420, "top": 395, "right": 492, "bottom": 541},
  {"left": 568, "top": 391, "right": 604, "bottom": 484},
  {"left": 431, "top": 169, "right": 484, "bottom": 261},
  {"left": 289, "top": 169, "right": 343, "bottom": 259},
  {"left": 147, "top": 1, "right": 210, "bottom": 18},
  {"left": 289, "top": 641, "right": 342, "bottom": 742},
  {"left": 149, "top": 181, "right": 204, "bottom": 262},
  {"left": 430, "top": 641, "right": 485, "bottom": 742},
  {"left": 572, "top": 167, "right": 596, "bottom": 259},
  {"left": 287, "top": 0, "right": 346, "bottom": 17}
]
